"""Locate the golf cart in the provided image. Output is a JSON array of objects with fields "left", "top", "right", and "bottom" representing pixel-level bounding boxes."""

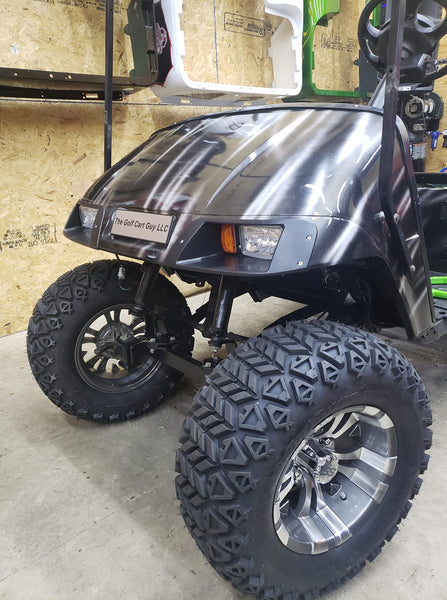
[{"left": 27, "top": 0, "right": 447, "bottom": 597}]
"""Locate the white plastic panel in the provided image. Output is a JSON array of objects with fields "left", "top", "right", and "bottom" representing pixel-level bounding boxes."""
[{"left": 151, "top": 0, "right": 303, "bottom": 105}]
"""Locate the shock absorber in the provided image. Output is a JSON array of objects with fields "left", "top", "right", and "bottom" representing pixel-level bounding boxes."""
[
  {"left": 132, "top": 262, "right": 159, "bottom": 317},
  {"left": 202, "top": 275, "right": 236, "bottom": 359}
]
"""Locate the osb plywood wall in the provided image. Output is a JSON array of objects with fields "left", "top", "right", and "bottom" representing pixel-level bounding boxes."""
[
  {"left": 181, "top": 1, "right": 284, "bottom": 88},
  {"left": 0, "top": 97, "right": 214, "bottom": 336},
  {"left": 312, "top": 1, "right": 362, "bottom": 92},
  {"left": 0, "top": 0, "right": 368, "bottom": 336},
  {"left": 0, "top": 0, "right": 132, "bottom": 77}
]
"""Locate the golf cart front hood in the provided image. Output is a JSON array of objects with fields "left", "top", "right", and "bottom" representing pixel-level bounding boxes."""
[
  {"left": 65, "top": 103, "right": 432, "bottom": 337},
  {"left": 84, "top": 104, "right": 383, "bottom": 219}
]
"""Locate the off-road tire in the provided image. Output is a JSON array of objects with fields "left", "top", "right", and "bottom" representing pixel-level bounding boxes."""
[
  {"left": 27, "top": 260, "right": 194, "bottom": 423},
  {"left": 176, "top": 320, "right": 431, "bottom": 599}
]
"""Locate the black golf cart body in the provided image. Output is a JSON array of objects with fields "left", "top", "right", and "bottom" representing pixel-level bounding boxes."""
[
  {"left": 65, "top": 101, "right": 441, "bottom": 340},
  {"left": 26, "top": 1, "right": 447, "bottom": 598}
]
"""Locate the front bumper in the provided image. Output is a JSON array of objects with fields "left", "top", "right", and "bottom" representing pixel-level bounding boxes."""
[{"left": 64, "top": 202, "right": 317, "bottom": 276}]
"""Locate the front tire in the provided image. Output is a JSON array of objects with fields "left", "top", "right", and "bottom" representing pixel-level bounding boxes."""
[
  {"left": 176, "top": 320, "right": 431, "bottom": 599},
  {"left": 27, "top": 260, "right": 194, "bottom": 423}
]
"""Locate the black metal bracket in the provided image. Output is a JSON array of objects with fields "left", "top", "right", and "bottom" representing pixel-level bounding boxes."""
[
  {"left": 0, "top": 69, "right": 151, "bottom": 102},
  {"left": 419, "top": 301, "right": 447, "bottom": 341},
  {"left": 152, "top": 349, "right": 207, "bottom": 385},
  {"left": 378, "top": 0, "right": 416, "bottom": 276},
  {"left": 0, "top": 69, "right": 127, "bottom": 101}
]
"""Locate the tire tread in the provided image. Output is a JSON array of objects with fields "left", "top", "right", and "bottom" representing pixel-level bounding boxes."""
[
  {"left": 27, "top": 260, "right": 193, "bottom": 423},
  {"left": 176, "top": 320, "right": 432, "bottom": 599}
]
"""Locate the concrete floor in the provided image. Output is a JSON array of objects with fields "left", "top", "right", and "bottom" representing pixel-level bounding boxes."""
[{"left": 1, "top": 293, "right": 446, "bottom": 600}]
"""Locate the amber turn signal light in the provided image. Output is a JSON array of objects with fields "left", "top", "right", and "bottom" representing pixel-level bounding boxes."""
[{"left": 221, "top": 224, "right": 237, "bottom": 254}]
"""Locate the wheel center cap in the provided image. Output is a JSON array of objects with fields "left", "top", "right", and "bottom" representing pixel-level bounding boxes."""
[
  {"left": 297, "top": 438, "right": 339, "bottom": 484},
  {"left": 100, "top": 323, "right": 131, "bottom": 342}
]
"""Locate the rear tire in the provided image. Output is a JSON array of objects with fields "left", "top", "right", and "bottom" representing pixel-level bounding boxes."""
[
  {"left": 27, "top": 260, "right": 194, "bottom": 423},
  {"left": 176, "top": 320, "right": 431, "bottom": 599}
]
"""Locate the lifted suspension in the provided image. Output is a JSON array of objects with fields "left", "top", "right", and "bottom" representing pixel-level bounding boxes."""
[
  {"left": 131, "top": 267, "right": 242, "bottom": 384},
  {"left": 132, "top": 262, "right": 160, "bottom": 316},
  {"left": 202, "top": 275, "right": 237, "bottom": 358}
]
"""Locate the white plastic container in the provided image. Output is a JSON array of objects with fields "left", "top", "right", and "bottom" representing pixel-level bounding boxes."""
[{"left": 152, "top": 0, "right": 303, "bottom": 105}]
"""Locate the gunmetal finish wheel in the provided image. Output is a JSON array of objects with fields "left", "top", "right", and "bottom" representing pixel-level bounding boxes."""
[
  {"left": 27, "top": 260, "right": 194, "bottom": 423},
  {"left": 176, "top": 320, "right": 431, "bottom": 599},
  {"left": 273, "top": 404, "right": 397, "bottom": 555}
]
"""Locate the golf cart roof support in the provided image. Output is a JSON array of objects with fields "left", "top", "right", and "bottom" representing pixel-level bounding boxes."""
[
  {"left": 378, "top": 0, "right": 416, "bottom": 275},
  {"left": 104, "top": 0, "right": 114, "bottom": 172}
]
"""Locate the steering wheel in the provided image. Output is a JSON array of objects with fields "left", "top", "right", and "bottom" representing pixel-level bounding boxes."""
[{"left": 358, "top": 0, "right": 447, "bottom": 83}]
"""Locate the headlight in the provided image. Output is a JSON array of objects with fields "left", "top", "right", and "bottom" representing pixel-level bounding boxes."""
[
  {"left": 240, "top": 225, "right": 283, "bottom": 260},
  {"left": 79, "top": 205, "right": 99, "bottom": 229}
]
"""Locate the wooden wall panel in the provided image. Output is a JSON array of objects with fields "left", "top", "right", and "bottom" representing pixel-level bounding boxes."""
[
  {"left": 0, "top": 0, "right": 132, "bottom": 77},
  {"left": 180, "top": 1, "right": 283, "bottom": 88},
  {"left": 0, "top": 99, "right": 211, "bottom": 336},
  {"left": 312, "top": 1, "right": 362, "bottom": 93}
]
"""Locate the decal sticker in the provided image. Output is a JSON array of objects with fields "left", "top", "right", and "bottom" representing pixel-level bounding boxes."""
[{"left": 155, "top": 22, "right": 168, "bottom": 54}]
